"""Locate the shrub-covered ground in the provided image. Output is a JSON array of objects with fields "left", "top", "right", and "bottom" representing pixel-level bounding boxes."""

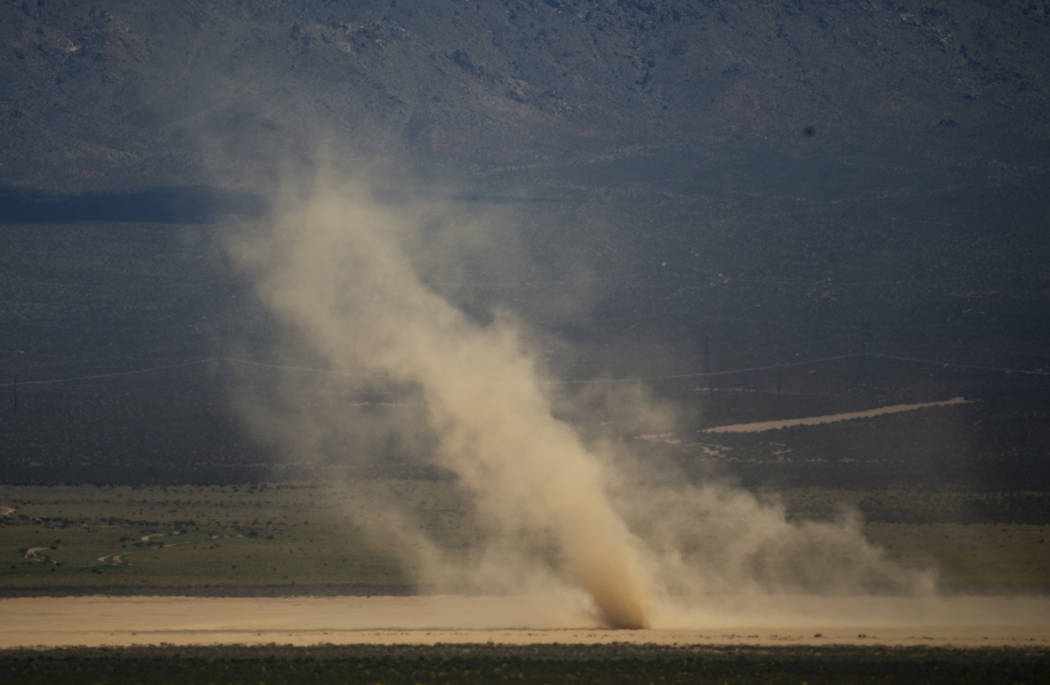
[
  {"left": 1, "top": 483, "right": 1048, "bottom": 596},
  {"left": 1, "top": 643, "right": 1048, "bottom": 684}
]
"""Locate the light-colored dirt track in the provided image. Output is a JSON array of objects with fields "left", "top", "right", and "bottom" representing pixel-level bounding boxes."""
[
  {"left": 3, "top": 595, "right": 1049, "bottom": 648},
  {"left": 704, "top": 397, "right": 971, "bottom": 433}
]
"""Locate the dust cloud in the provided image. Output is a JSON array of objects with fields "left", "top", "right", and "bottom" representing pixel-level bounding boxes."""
[{"left": 229, "top": 172, "right": 934, "bottom": 630}]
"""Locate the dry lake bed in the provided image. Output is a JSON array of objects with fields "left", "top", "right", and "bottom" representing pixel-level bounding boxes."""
[{"left": 4, "top": 594, "right": 1049, "bottom": 648}]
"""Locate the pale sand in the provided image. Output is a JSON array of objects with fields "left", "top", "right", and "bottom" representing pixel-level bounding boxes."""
[
  {"left": 3, "top": 595, "right": 1049, "bottom": 648},
  {"left": 704, "top": 397, "right": 971, "bottom": 434}
]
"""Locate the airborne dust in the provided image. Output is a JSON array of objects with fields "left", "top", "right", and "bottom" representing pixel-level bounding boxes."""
[{"left": 230, "top": 174, "right": 935, "bottom": 630}]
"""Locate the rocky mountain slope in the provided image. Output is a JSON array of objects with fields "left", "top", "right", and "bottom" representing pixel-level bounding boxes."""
[{"left": 2, "top": 0, "right": 1048, "bottom": 192}]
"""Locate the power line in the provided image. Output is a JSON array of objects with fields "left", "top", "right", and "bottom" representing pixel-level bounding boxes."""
[
  {"left": 868, "top": 353, "right": 1050, "bottom": 377},
  {"left": 558, "top": 354, "right": 861, "bottom": 384},
  {"left": 3, "top": 350, "right": 1046, "bottom": 389},
  {"left": 222, "top": 356, "right": 388, "bottom": 379},
  {"left": 0, "top": 358, "right": 214, "bottom": 387}
]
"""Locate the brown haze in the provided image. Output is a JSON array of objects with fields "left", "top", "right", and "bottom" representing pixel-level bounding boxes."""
[{"left": 229, "top": 172, "right": 935, "bottom": 630}]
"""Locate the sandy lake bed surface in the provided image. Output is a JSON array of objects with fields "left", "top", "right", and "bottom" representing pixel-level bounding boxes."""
[{"left": 3, "top": 594, "right": 1049, "bottom": 649}]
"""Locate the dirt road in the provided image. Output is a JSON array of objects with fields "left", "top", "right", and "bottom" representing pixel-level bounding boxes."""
[{"left": 704, "top": 397, "right": 971, "bottom": 433}]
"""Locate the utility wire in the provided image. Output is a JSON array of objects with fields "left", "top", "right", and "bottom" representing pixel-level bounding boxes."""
[
  {"left": 3, "top": 351, "right": 1047, "bottom": 388},
  {"left": 0, "top": 358, "right": 213, "bottom": 387},
  {"left": 221, "top": 356, "right": 389, "bottom": 379},
  {"left": 868, "top": 353, "right": 1050, "bottom": 377},
  {"left": 558, "top": 354, "right": 861, "bottom": 384}
]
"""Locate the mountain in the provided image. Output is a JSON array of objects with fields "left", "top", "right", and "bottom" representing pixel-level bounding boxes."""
[{"left": 2, "top": 0, "right": 1048, "bottom": 192}]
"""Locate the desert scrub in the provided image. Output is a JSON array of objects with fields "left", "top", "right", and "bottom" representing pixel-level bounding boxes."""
[{"left": 0, "top": 644, "right": 1048, "bottom": 684}]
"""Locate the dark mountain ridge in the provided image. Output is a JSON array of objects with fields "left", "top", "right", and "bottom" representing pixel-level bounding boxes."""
[{"left": 2, "top": 0, "right": 1048, "bottom": 192}]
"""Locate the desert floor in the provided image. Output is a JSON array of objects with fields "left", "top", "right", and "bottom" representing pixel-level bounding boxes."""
[{"left": 4, "top": 594, "right": 1049, "bottom": 648}]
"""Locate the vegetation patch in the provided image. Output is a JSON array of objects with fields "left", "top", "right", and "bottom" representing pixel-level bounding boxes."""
[
  {"left": 0, "top": 644, "right": 1047, "bottom": 684},
  {"left": 2, "top": 483, "right": 1048, "bottom": 596}
]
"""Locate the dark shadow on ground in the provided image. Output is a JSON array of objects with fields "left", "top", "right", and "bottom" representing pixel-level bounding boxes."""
[{"left": 0, "top": 187, "right": 268, "bottom": 224}]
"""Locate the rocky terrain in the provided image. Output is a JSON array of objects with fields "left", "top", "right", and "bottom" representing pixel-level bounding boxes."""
[{"left": 1, "top": 0, "right": 1047, "bottom": 192}]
